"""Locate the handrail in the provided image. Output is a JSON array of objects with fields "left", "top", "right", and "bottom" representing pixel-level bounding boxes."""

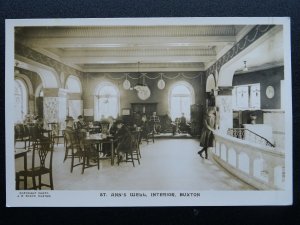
[{"left": 227, "top": 128, "right": 275, "bottom": 148}]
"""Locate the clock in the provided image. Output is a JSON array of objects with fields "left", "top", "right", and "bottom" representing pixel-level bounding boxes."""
[
  {"left": 136, "top": 86, "right": 151, "bottom": 100},
  {"left": 266, "top": 85, "right": 275, "bottom": 99}
]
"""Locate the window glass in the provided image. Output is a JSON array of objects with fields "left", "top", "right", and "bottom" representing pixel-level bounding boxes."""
[
  {"left": 14, "top": 80, "right": 27, "bottom": 123},
  {"left": 96, "top": 84, "right": 119, "bottom": 120},
  {"left": 170, "top": 84, "right": 192, "bottom": 121}
]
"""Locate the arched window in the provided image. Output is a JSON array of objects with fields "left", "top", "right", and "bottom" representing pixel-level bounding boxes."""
[
  {"left": 14, "top": 79, "right": 28, "bottom": 123},
  {"left": 95, "top": 83, "right": 119, "bottom": 120},
  {"left": 169, "top": 82, "right": 195, "bottom": 121},
  {"left": 65, "top": 75, "right": 82, "bottom": 93}
]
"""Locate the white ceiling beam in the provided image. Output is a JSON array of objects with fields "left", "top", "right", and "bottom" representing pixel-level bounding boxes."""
[
  {"left": 62, "top": 55, "right": 216, "bottom": 64},
  {"left": 20, "top": 36, "right": 236, "bottom": 48}
]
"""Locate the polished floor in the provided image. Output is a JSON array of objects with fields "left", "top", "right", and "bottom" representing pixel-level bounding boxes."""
[{"left": 15, "top": 139, "right": 253, "bottom": 190}]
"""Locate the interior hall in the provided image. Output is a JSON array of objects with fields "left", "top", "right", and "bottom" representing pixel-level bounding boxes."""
[{"left": 13, "top": 24, "right": 285, "bottom": 191}]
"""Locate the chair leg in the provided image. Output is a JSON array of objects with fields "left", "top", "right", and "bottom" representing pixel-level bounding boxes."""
[
  {"left": 64, "top": 147, "right": 69, "bottom": 162},
  {"left": 117, "top": 151, "right": 120, "bottom": 166},
  {"left": 32, "top": 176, "right": 37, "bottom": 190},
  {"left": 71, "top": 154, "right": 74, "bottom": 173},
  {"left": 136, "top": 151, "right": 140, "bottom": 165},
  {"left": 16, "top": 174, "right": 19, "bottom": 190},
  {"left": 131, "top": 153, "right": 135, "bottom": 167},
  {"left": 82, "top": 154, "right": 86, "bottom": 174},
  {"left": 49, "top": 172, "right": 54, "bottom": 190},
  {"left": 38, "top": 174, "right": 42, "bottom": 190}
]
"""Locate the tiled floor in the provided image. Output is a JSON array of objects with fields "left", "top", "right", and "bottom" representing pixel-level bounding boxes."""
[{"left": 15, "top": 139, "right": 253, "bottom": 190}]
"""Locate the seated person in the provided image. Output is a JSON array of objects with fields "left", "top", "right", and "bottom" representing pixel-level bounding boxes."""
[
  {"left": 32, "top": 116, "right": 49, "bottom": 141},
  {"left": 102, "top": 117, "right": 117, "bottom": 157},
  {"left": 149, "top": 112, "right": 161, "bottom": 134},
  {"left": 114, "top": 119, "right": 133, "bottom": 160},
  {"left": 140, "top": 114, "right": 150, "bottom": 142},
  {"left": 179, "top": 113, "right": 191, "bottom": 133},
  {"left": 76, "top": 115, "right": 88, "bottom": 131},
  {"left": 23, "top": 114, "right": 32, "bottom": 125},
  {"left": 64, "top": 116, "right": 78, "bottom": 146},
  {"left": 133, "top": 111, "right": 142, "bottom": 127}
]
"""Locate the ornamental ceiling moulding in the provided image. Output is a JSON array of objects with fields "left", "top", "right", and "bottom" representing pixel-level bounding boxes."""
[
  {"left": 206, "top": 25, "right": 275, "bottom": 77},
  {"left": 15, "top": 43, "right": 83, "bottom": 76},
  {"left": 103, "top": 72, "right": 203, "bottom": 80}
]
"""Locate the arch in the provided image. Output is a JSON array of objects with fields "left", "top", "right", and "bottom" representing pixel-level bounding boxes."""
[
  {"left": 15, "top": 73, "right": 34, "bottom": 97},
  {"left": 217, "top": 26, "right": 283, "bottom": 87},
  {"left": 14, "top": 79, "right": 28, "bottom": 123},
  {"left": 15, "top": 58, "right": 61, "bottom": 88},
  {"left": 94, "top": 82, "right": 120, "bottom": 120},
  {"left": 35, "top": 83, "right": 44, "bottom": 97},
  {"left": 274, "top": 166, "right": 284, "bottom": 188},
  {"left": 65, "top": 75, "right": 82, "bottom": 93},
  {"left": 253, "top": 158, "right": 266, "bottom": 181},
  {"left": 206, "top": 74, "right": 216, "bottom": 92},
  {"left": 168, "top": 81, "right": 195, "bottom": 121},
  {"left": 228, "top": 148, "right": 237, "bottom": 167},
  {"left": 220, "top": 144, "right": 227, "bottom": 161},
  {"left": 238, "top": 153, "right": 249, "bottom": 174}
]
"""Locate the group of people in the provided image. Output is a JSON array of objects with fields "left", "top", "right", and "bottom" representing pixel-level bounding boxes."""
[{"left": 23, "top": 106, "right": 216, "bottom": 161}]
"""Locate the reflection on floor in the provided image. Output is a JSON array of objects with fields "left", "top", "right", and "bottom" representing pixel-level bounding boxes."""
[{"left": 15, "top": 139, "right": 253, "bottom": 190}]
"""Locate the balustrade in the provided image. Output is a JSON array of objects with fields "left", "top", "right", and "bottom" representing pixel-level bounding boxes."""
[{"left": 212, "top": 131, "right": 285, "bottom": 190}]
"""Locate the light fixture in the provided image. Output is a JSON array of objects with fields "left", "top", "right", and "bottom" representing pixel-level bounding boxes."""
[
  {"left": 243, "top": 61, "right": 248, "bottom": 72},
  {"left": 123, "top": 73, "right": 131, "bottom": 90},
  {"left": 157, "top": 73, "right": 165, "bottom": 90},
  {"left": 133, "top": 62, "right": 151, "bottom": 100}
]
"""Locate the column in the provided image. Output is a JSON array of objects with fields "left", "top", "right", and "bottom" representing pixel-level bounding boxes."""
[
  {"left": 43, "top": 88, "right": 67, "bottom": 126},
  {"left": 67, "top": 93, "right": 83, "bottom": 118},
  {"left": 216, "top": 86, "right": 233, "bottom": 134}
]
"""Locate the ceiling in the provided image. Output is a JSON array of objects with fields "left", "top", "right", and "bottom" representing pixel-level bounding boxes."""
[{"left": 15, "top": 25, "right": 253, "bottom": 73}]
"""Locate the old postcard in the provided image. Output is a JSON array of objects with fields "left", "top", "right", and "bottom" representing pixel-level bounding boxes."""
[{"left": 6, "top": 17, "right": 292, "bottom": 206}]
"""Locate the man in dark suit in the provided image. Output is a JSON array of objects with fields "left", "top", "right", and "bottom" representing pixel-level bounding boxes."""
[{"left": 114, "top": 119, "right": 133, "bottom": 160}]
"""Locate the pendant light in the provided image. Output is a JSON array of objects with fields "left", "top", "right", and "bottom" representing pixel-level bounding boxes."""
[
  {"left": 157, "top": 73, "right": 165, "bottom": 90},
  {"left": 123, "top": 73, "right": 131, "bottom": 90}
]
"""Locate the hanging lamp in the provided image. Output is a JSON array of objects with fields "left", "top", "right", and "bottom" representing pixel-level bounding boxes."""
[
  {"left": 157, "top": 73, "right": 165, "bottom": 90},
  {"left": 123, "top": 73, "right": 131, "bottom": 90}
]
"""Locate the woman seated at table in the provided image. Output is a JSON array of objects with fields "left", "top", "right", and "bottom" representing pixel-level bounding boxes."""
[
  {"left": 114, "top": 119, "right": 133, "bottom": 160},
  {"left": 101, "top": 116, "right": 116, "bottom": 157},
  {"left": 75, "top": 115, "right": 88, "bottom": 131}
]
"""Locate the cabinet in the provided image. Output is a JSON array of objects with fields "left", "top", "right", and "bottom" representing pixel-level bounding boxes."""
[{"left": 131, "top": 103, "right": 157, "bottom": 118}]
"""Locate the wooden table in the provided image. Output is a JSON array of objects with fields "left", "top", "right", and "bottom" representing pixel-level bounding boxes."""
[
  {"left": 84, "top": 134, "right": 115, "bottom": 165},
  {"left": 15, "top": 149, "right": 29, "bottom": 189}
]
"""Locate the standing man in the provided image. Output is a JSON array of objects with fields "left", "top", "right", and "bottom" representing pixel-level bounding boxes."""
[{"left": 149, "top": 111, "right": 161, "bottom": 134}]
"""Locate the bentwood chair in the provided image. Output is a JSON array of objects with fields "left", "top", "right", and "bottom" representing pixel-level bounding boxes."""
[
  {"left": 132, "top": 131, "right": 141, "bottom": 163},
  {"left": 16, "top": 141, "right": 54, "bottom": 190},
  {"left": 15, "top": 124, "right": 30, "bottom": 149},
  {"left": 117, "top": 132, "right": 140, "bottom": 167},
  {"left": 48, "top": 122, "right": 64, "bottom": 146},
  {"left": 64, "top": 130, "right": 99, "bottom": 174}
]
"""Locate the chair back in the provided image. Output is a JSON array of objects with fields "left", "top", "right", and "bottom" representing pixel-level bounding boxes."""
[
  {"left": 131, "top": 131, "right": 140, "bottom": 150},
  {"left": 64, "top": 129, "right": 78, "bottom": 147},
  {"left": 15, "top": 124, "right": 23, "bottom": 139},
  {"left": 28, "top": 125, "right": 40, "bottom": 142},
  {"left": 48, "top": 122, "right": 59, "bottom": 136},
  {"left": 32, "top": 141, "right": 54, "bottom": 170}
]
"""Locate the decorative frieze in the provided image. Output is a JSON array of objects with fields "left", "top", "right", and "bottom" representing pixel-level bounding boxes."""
[{"left": 206, "top": 25, "right": 275, "bottom": 76}]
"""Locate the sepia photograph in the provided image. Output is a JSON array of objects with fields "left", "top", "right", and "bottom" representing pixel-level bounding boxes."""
[{"left": 5, "top": 17, "right": 292, "bottom": 206}]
